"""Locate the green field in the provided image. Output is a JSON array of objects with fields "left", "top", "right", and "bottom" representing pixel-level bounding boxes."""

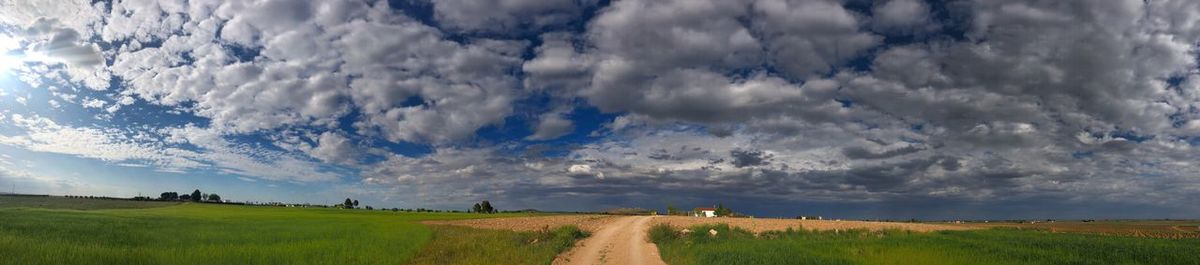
[
  {"left": 0, "top": 195, "right": 182, "bottom": 209},
  {"left": 411, "top": 225, "right": 586, "bottom": 265},
  {"left": 650, "top": 223, "right": 1200, "bottom": 265},
  {"left": 0, "top": 195, "right": 579, "bottom": 265}
]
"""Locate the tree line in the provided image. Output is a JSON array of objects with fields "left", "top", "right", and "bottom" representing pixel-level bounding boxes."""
[
  {"left": 664, "top": 203, "right": 737, "bottom": 217},
  {"left": 159, "top": 189, "right": 222, "bottom": 203},
  {"left": 472, "top": 200, "right": 496, "bottom": 213}
]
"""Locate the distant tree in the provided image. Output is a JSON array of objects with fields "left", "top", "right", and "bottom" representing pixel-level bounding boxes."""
[
  {"left": 190, "top": 189, "right": 202, "bottom": 202},
  {"left": 666, "top": 204, "right": 679, "bottom": 215},
  {"left": 480, "top": 200, "right": 494, "bottom": 214},
  {"left": 353, "top": 200, "right": 359, "bottom": 207},
  {"left": 473, "top": 203, "right": 482, "bottom": 213},
  {"left": 180, "top": 194, "right": 191, "bottom": 201},
  {"left": 343, "top": 198, "right": 353, "bottom": 209},
  {"left": 715, "top": 203, "right": 733, "bottom": 217},
  {"left": 207, "top": 193, "right": 222, "bottom": 202},
  {"left": 159, "top": 192, "right": 178, "bottom": 201},
  {"left": 365, "top": 206, "right": 373, "bottom": 210}
]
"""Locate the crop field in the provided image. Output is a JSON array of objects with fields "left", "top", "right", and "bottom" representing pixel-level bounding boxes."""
[
  {"left": 649, "top": 223, "right": 1200, "bottom": 265},
  {"left": 0, "top": 195, "right": 577, "bottom": 265}
]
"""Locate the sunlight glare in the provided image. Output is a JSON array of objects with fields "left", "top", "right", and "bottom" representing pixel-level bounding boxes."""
[{"left": 0, "top": 35, "right": 21, "bottom": 74}]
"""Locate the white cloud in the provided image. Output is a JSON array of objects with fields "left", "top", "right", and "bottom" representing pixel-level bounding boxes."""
[
  {"left": 80, "top": 98, "right": 105, "bottom": 109},
  {"left": 24, "top": 18, "right": 104, "bottom": 68},
  {"left": 164, "top": 125, "right": 341, "bottom": 182},
  {"left": 97, "top": 0, "right": 525, "bottom": 144},
  {"left": 0, "top": 114, "right": 204, "bottom": 171},
  {"left": 304, "top": 132, "right": 358, "bottom": 165},
  {"left": 0, "top": 0, "right": 104, "bottom": 37},
  {"left": 871, "top": 0, "right": 935, "bottom": 34},
  {"left": 527, "top": 111, "right": 575, "bottom": 140}
]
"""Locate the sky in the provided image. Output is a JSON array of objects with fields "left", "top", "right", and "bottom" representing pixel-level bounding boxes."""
[{"left": 0, "top": 0, "right": 1199, "bottom": 220}]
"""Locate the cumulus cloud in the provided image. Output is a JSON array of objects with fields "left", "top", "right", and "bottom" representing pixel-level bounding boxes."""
[
  {"left": 23, "top": 18, "right": 104, "bottom": 68},
  {"left": 871, "top": 0, "right": 936, "bottom": 34},
  {"left": 100, "top": 0, "right": 524, "bottom": 143},
  {"left": 527, "top": 111, "right": 575, "bottom": 140},
  {"left": 305, "top": 132, "right": 358, "bottom": 165}
]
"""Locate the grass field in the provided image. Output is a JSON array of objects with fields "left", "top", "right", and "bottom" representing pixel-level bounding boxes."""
[
  {"left": 650, "top": 223, "right": 1200, "bottom": 265},
  {"left": 0, "top": 195, "right": 181, "bottom": 209},
  {"left": 955, "top": 220, "right": 1200, "bottom": 239},
  {"left": 0, "top": 195, "right": 579, "bottom": 265},
  {"left": 410, "top": 225, "right": 587, "bottom": 265}
]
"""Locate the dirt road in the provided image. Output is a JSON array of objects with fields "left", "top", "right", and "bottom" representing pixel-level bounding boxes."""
[
  {"left": 553, "top": 216, "right": 666, "bottom": 265},
  {"left": 430, "top": 214, "right": 973, "bottom": 264}
]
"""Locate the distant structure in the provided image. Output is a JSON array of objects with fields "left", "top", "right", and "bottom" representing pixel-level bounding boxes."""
[{"left": 694, "top": 207, "right": 717, "bottom": 218}]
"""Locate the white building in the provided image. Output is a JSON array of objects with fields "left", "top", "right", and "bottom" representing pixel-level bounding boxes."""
[{"left": 694, "top": 207, "right": 717, "bottom": 218}]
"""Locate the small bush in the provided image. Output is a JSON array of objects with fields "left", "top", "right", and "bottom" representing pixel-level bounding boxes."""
[
  {"left": 531, "top": 225, "right": 589, "bottom": 253},
  {"left": 681, "top": 223, "right": 755, "bottom": 243},
  {"left": 649, "top": 224, "right": 677, "bottom": 243}
]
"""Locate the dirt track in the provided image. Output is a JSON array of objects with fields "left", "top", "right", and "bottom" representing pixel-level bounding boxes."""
[
  {"left": 430, "top": 215, "right": 972, "bottom": 264},
  {"left": 552, "top": 216, "right": 665, "bottom": 265},
  {"left": 425, "top": 215, "right": 662, "bottom": 264}
]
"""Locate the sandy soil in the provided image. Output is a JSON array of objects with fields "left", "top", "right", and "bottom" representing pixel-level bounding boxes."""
[
  {"left": 650, "top": 216, "right": 975, "bottom": 233},
  {"left": 422, "top": 215, "right": 621, "bottom": 232}
]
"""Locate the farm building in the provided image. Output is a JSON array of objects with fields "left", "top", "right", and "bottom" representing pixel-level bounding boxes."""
[{"left": 694, "top": 207, "right": 717, "bottom": 218}]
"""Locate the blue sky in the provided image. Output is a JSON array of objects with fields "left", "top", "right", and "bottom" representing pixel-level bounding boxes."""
[{"left": 2, "top": 0, "right": 1200, "bottom": 219}]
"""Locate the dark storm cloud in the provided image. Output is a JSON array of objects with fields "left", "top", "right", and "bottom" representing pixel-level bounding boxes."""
[
  {"left": 729, "top": 149, "right": 773, "bottom": 168},
  {"left": 842, "top": 145, "right": 924, "bottom": 159}
]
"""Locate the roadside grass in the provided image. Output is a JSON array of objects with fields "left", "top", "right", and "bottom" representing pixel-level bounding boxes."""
[
  {"left": 410, "top": 225, "right": 589, "bottom": 265},
  {"left": 650, "top": 223, "right": 1200, "bottom": 265},
  {"left": 0, "top": 198, "right": 535, "bottom": 264},
  {"left": 959, "top": 220, "right": 1200, "bottom": 239}
]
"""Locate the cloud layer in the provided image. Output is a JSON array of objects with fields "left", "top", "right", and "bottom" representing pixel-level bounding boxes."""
[{"left": 1, "top": 0, "right": 1200, "bottom": 218}]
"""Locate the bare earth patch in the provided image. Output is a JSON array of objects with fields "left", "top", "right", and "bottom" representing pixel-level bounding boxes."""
[
  {"left": 422, "top": 215, "right": 621, "bottom": 232},
  {"left": 651, "top": 216, "right": 975, "bottom": 233}
]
